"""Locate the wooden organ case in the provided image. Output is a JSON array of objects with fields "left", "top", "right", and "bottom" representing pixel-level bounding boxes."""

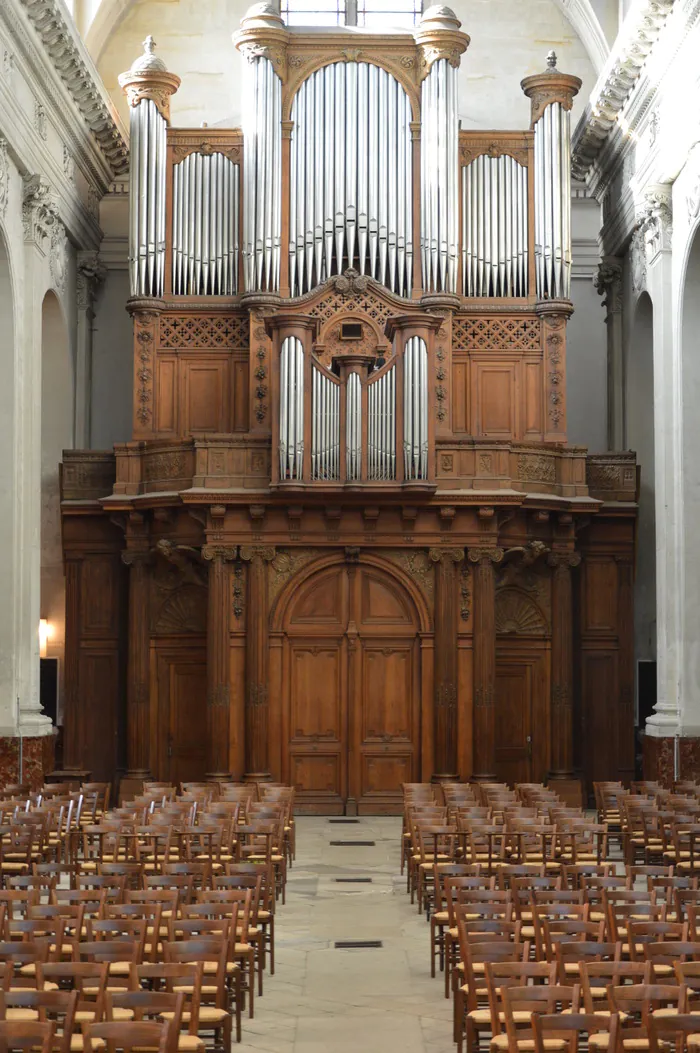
[{"left": 60, "top": 7, "right": 637, "bottom": 811}]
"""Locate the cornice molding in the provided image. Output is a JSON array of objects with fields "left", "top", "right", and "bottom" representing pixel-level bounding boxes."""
[
  {"left": 571, "top": 0, "right": 673, "bottom": 182},
  {"left": 556, "top": 0, "right": 610, "bottom": 74},
  {"left": 18, "top": 0, "right": 128, "bottom": 175}
]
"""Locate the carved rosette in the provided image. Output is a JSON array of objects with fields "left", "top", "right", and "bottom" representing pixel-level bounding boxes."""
[
  {"left": 128, "top": 300, "right": 162, "bottom": 434},
  {"left": 118, "top": 37, "right": 181, "bottom": 122},
  {"left": 536, "top": 301, "right": 572, "bottom": 440}
]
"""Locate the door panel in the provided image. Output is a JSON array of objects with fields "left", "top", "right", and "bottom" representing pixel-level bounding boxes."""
[
  {"left": 357, "top": 641, "right": 417, "bottom": 810},
  {"left": 494, "top": 662, "right": 532, "bottom": 785},
  {"left": 288, "top": 640, "right": 345, "bottom": 809},
  {"left": 155, "top": 647, "right": 208, "bottom": 784},
  {"left": 494, "top": 647, "right": 549, "bottom": 785}
]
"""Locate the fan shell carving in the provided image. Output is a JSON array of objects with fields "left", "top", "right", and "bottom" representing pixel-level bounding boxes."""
[
  {"left": 495, "top": 588, "right": 547, "bottom": 636},
  {"left": 155, "top": 586, "right": 207, "bottom": 635}
]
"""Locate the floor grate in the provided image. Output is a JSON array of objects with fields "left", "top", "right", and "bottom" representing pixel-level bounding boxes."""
[
  {"left": 335, "top": 877, "right": 373, "bottom": 883},
  {"left": 329, "top": 841, "right": 376, "bottom": 847},
  {"left": 328, "top": 818, "right": 360, "bottom": 824},
  {"left": 334, "top": 940, "right": 383, "bottom": 949}
]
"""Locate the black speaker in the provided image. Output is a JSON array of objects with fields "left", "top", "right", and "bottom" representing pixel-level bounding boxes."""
[{"left": 40, "top": 657, "right": 58, "bottom": 725}]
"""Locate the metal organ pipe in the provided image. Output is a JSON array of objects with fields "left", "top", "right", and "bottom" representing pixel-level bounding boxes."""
[
  {"left": 311, "top": 363, "right": 340, "bottom": 481},
  {"left": 461, "top": 153, "right": 529, "bottom": 297},
  {"left": 403, "top": 337, "right": 428, "bottom": 481},
  {"left": 172, "top": 152, "right": 240, "bottom": 295},
  {"left": 367, "top": 363, "right": 396, "bottom": 481},
  {"left": 279, "top": 337, "right": 305, "bottom": 481},
  {"left": 346, "top": 372, "right": 362, "bottom": 482},
  {"left": 242, "top": 55, "right": 281, "bottom": 292},
  {"left": 420, "top": 59, "right": 459, "bottom": 294},
  {"left": 289, "top": 61, "right": 413, "bottom": 296},
  {"left": 128, "top": 99, "right": 167, "bottom": 297},
  {"left": 533, "top": 100, "right": 572, "bottom": 299}
]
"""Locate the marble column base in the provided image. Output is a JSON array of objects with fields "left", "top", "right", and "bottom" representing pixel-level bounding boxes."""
[
  {"left": 0, "top": 732, "right": 56, "bottom": 790},
  {"left": 643, "top": 733, "right": 700, "bottom": 787}
]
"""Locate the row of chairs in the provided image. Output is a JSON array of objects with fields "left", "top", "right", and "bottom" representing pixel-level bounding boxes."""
[
  {"left": 0, "top": 778, "right": 297, "bottom": 1051},
  {"left": 401, "top": 780, "right": 700, "bottom": 1053}
]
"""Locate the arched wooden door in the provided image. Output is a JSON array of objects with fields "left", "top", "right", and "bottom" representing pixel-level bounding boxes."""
[{"left": 280, "top": 560, "right": 422, "bottom": 814}]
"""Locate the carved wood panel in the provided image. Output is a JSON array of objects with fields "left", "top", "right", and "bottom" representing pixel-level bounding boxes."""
[
  {"left": 494, "top": 647, "right": 548, "bottom": 784},
  {"left": 153, "top": 646, "right": 208, "bottom": 783}
]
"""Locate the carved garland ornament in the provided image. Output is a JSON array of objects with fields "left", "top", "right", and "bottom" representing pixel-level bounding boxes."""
[{"left": 134, "top": 312, "right": 158, "bottom": 426}]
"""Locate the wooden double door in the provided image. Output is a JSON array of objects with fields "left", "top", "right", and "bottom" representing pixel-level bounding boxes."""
[{"left": 279, "top": 562, "right": 422, "bottom": 813}]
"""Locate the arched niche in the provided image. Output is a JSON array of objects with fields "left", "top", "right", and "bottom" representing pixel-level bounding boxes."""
[
  {"left": 627, "top": 292, "right": 656, "bottom": 696},
  {"left": 40, "top": 291, "right": 73, "bottom": 704}
]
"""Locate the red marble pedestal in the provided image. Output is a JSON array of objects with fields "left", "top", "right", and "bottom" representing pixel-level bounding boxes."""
[
  {"left": 0, "top": 733, "right": 56, "bottom": 790},
  {"left": 643, "top": 733, "right": 700, "bottom": 787}
]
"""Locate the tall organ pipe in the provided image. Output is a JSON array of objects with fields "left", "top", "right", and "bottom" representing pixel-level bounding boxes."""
[
  {"left": 311, "top": 364, "right": 340, "bottom": 481},
  {"left": 367, "top": 364, "right": 396, "bottom": 481},
  {"left": 420, "top": 59, "right": 459, "bottom": 294},
  {"left": 461, "top": 153, "right": 529, "bottom": 297},
  {"left": 172, "top": 152, "right": 240, "bottom": 295},
  {"left": 128, "top": 98, "right": 167, "bottom": 297},
  {"left": 279, "top": 337, "right": 305, "bottom": 480},
  {"left": 242, "top": 55, "right": 281, "bottom": 292},
  {"left": 403, "top": 337, "right": 428, "bottom": 481},
  {"left": 346, "top": 372, "right": 362, "bottom": 482},
  {"left": 289, "top": 61, "right": 413, "bottom": 296},
  {"left": 533, "top": 100, "right": 573, "bottom": 299}
]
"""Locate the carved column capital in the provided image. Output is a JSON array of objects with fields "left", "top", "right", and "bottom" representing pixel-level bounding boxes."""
[
  {"left": 468, "top": 547, "right": 504, "bottom": 565},
  {"left": 240, "top": 545, "right": 276, "bottom": 564},
  {"left": 22, "top": 175, "right": 59, "bottom": 246},
  {"left": 594, "top": 256, "right": 623, "bottom": 313},
  {"left": 429, "top": 547, "right": 465, "bottom": 565},
  {"left": 639, "top": 183, "right": 673, "bottom": 261},
  {"left": 547, "top": 550, "right": 582, "bottom": 569},
  {"left": 77, "top": 252, "right": 106, "bottom": 313},
  {"left": 118, "top": 37, "right": 181, "bottom": 122},
  {"left": 202, "top": 544, "right": 239, "bottom": 563}
]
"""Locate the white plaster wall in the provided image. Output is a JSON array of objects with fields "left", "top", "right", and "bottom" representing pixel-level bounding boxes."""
[
  {"left": 93, "top": 0, "right": 596, "bottom": 131},
  {"left": 91, "top": 268, "right": 133, "bottom": 447},
  {"left": 567, "top": 195, "right": 607, "bottom": 452}
]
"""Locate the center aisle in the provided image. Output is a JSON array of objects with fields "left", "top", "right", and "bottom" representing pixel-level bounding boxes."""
[{"left": 240, "top": 815, "right": 452, "bottom": 1053}]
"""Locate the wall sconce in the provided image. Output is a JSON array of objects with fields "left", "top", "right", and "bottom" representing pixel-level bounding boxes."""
[{"left": 39, "top": 619, "right": 52, "bottom": 659}]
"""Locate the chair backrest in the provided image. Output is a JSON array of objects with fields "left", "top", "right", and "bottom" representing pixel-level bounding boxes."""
[
  {"left": 0, "top": 1019, "right": 55, "bottom": 1053},
  {"left": 579, "top": 960, "right": 651, "bottom": 1013},
  {"left": 531, "top": 1011, "right": 620, "bottom": 1053},
  {"left": 82, "top": 1020, "right": 173, "bottom": 1053}
]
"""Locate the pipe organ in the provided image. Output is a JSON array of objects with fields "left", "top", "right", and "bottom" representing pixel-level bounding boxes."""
[{"left": 61, "top": 9, "right": 638, "bottom": 814}]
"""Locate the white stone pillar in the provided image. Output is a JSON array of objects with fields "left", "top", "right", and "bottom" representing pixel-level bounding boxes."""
[
  {"left": 75, "top": 252, "right": 105, "bottom": 449},
  {"left": 18, "top": 176, "right": 56, "bottom": 739},
  {"left": 642, "top": 186, "right": 681, "bottom": 738}
]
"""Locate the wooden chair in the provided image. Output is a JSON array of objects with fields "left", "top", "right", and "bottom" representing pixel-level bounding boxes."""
[
  {"left": 0, "top": 1019, "right": 55, "bottom": 1053},
  {"left": 579, "top": 960, "right": 652, "bottom": 1016},
  {"left": 648, "top": 1013, "right": 700, "bottom": 1053},
  {"left": 500, "top": 983, "right": 581, "bottom": 1053},
  {"left": 531, "top": 1012, "right": 620, "bottom": 1053},
  {"left": 0, "top": 990, "right": 78, "bottom": 1053},
  {"left": 82, "top": 1021, "right": 173, "bottom": 1053},
  {"left": 163, "top": 940, "right": 235, "bottom": 1046}
]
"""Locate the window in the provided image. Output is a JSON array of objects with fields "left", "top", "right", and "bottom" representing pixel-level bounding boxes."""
[{"left": 281, "top": 0, "right": 421, "bottom": 28}]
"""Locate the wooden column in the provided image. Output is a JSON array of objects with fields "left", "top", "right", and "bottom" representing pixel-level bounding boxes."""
[
  {"left": 62, "top": 558, "right": 81, "bottom": 770},
  {"left": 122, "top": 548, "right": 152, "bottom": 778},
  {"left": 469, "top": 547, "right": 503, "bottom": 781},
  {"left": 240, "top": 545, "right": 275, "bottom": 779},
  {"left": 203, "top": 544, "right": 237, "bottom": 779},
  {"left": 430, "top": 548, "right": 463, "bottom": 780},
  {"left": 548, "top": 551, "right": 580, "bottom": 779}
]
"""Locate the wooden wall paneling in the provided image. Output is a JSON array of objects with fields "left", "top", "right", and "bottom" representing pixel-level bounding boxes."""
[
  {"left": 494, "top": 644, "right": 549, "bottom": 784},
  {"left": 203, "top": 546, "right": 236, "bottom": 778},
  {"left": 616, "top": 556, "right": 636, "bottom": 784},
  {"left": 123, "top": 550, "right": 152, "bottom": 778},
  {"left": 452, "top": 356, "right": 468, "bottom": 434},
  {"left": 580, "top": 647, "right": 619, "bottom": 789},
  {"left": 457, "top": 638, "right": 473, "bottom": 782},
  {"left": 76, "top": 647, "right": 122, "bottom": 783},
  {"left": 288, "top": 638, "right": 345, "bottom": 811},
  {"left": 523, "top": 357, "right": 543, "bottom": 439},
  {"left": 180, "top": 357, "right": 231, "bottom": 434},
  {"left": 62, "top": 559, "right": 81, "bottom": 770},
  {"left": 229, "top": 636, "right": 247, "bottom": 781},
  {"left": 420, "top": 634, "right": 435, "bottom": 782},
  {"left": 268, "top": 632, "right": 284, "bottom": 782},
  {"left": 232, "top": 357, "right": 249, "bottom": 431},
  {"left": 431, "top": 549, "right": 462, "bottom": 779},
  {"left": 472, "top": 360, "right": 519, "bottom": 439},
  {"left": 470, "top": 549, "right": 502, "bottom": 780},
  {"left": 154, "top": 645, "right": 208, "bottom": 784},
  {"left": 154, "top": 355, "right": 178, "bottom": 437},
  {"left": 549, "top": 552, "right": 580, "bottom": 780}
]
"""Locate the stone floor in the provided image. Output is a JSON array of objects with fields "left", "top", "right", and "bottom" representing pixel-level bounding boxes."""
[{"left": 238, "top": 815, "right": 453, "bottom": 1053}]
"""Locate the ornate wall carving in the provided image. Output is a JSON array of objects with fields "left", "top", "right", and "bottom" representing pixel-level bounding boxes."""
[
  {"left": 452, "top": 316, "right": 541, "bottom": 350},
  {"left": 495, "top": 587, "right": 547, "bottom": 635}
]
